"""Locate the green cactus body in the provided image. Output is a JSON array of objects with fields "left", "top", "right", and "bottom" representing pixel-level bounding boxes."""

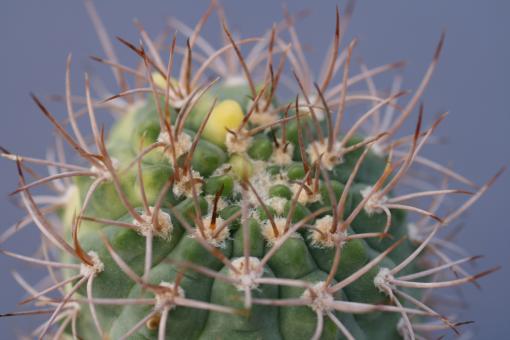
[
  {"left": 65, "top": 84, "right": 414, "bottom": 339},
  {"left": 1, "top": 2, "right": 497, "bottom": 340}
]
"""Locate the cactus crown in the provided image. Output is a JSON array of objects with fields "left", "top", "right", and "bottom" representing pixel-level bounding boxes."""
[{"left": 1, "top": 1, "right": 501, "bottom": 339}]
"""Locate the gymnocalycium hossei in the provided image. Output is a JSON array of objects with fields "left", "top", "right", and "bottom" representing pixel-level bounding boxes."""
[{"left": 1, "top": 1, "right": 503, "bottom": 339}]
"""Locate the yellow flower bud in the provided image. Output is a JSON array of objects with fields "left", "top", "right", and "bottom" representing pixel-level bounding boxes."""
[
  {"left": 202, "top": 100, "right": 244, "bottom": 146},
  {"left": 151, "top": 72, "right": 179, "bottom": 90}
]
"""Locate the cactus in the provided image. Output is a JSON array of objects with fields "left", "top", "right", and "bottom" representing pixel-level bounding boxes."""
[{"left": 0, "top": 1, "right": 502, "bottom": 339}]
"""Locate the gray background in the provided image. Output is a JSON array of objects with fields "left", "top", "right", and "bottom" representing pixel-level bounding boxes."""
[{"left": 1, "top": 1, "right": 508, "bottom": 338}]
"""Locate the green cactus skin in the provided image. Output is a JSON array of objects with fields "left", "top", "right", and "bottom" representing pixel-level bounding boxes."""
[
  {"left": 63, "top": 80, "right": 411, "bottom": 340},
  {"left": 0, "top": 2, "right": 500, "bottom": 340}
]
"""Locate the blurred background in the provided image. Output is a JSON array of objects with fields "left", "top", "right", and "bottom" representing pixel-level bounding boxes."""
[{"left": 1, "top": 0, "right": 508, "bottom": 338}]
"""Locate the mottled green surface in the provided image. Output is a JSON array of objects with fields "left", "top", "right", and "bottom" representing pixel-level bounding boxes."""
[{"left": 67, "top": 84, "right": 417, "bottom": 339}]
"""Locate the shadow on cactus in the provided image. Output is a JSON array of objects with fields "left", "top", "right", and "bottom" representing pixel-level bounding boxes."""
[{"left": 0, "top": 1, "right": 503, "bottom": 339}]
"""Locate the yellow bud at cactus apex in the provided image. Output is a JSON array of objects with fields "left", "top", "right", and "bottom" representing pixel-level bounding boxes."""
[
  {"left": 203, "top": 100, "right": 244, "bottom": 146},
  {"left": 152, "top": 72, "right": 180, "bottom": 91},
  {"left": 152, "top": 72, "right": 167, "bottom": 89}
]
